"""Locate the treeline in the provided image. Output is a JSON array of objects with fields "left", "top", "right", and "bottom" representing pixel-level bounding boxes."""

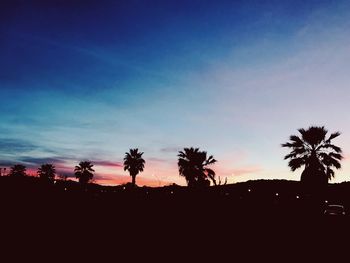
[{"left": 0, "top": 126, "right": 345, "bottom": 189}]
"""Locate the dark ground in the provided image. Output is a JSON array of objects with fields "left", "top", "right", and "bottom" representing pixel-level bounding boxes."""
[{"left": 1, "top": 176, "right": 349, "bottom": 259}]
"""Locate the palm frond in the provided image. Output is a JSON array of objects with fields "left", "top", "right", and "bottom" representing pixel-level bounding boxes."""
[
  {"left": 326, "top": 131, "right": 341, "bottom": 143},
  {"left": 288, "top": 157, "right": 306, "bottom": 171},
  {"left": 318, "top": 144, "right": 342, "bottom": 153},
  {"left": 319, "top": 152, "right": 342, "bottom": 169},
  {"left": 329, "top": 152, "right": 343, "bottom": 160}
]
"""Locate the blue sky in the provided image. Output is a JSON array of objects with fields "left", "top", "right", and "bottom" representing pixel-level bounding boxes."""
[{"left": 1, "top": 0, "right": 350, "bottom": 185}]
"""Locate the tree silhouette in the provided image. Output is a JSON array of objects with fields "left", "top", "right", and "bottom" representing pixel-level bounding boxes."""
[
  {"left": 282, "top": 126, "right": 343, "bottom": 186},
  {"left": 9, "top": 164, "right": 26, "bottom": 177},
  {"left": 123, "top": 148, "right": 145, "bottom": 187},
  {"left": 37, "top": 163, "right": 56, "bottom": 181},
  {"left": 178, "top": 147, "right": 217, "bottom": 187},
  {"left": 74, "top": 161, "right": 95, "bottom": 184}
]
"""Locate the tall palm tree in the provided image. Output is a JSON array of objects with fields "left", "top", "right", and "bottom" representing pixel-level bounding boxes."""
[
  {"left": 178, "top": 147, "right": 217, "bottom": 187},
  {"left": 37, "top": 163, "right": 56, "bottom": 181},
  {"left": 123, "top": 149, "right": 145, "bottom": 187},
  {"left": 9, "top": 164, "right": 26, "bottom": 177},
  {"left": 74, "top": 161, "right": 95, "bottom": 184},
  {"left": 282, "top": 126, "right": 343, "bottom": 185}
]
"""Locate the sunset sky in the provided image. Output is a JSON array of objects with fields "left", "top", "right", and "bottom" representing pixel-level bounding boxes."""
[{"left": 1, "top": 0, "right": 350, "bottom": 186}]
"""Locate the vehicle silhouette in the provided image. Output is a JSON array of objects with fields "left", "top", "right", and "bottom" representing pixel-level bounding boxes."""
[{"left": 323, "top": 204, "right": 346, "bottom": 216}]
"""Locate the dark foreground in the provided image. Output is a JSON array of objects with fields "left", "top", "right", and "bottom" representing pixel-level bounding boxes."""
[{"left": 1, "top": 177, "right": 349, "bottom": 258}]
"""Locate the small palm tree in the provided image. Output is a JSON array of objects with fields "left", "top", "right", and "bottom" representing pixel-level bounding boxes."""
[
  {"left": 9, "top": 164, "right": 26, "bottom": 177},
  {"left": 178, "top": 147, "right": 217, "bottom": 187},
  {"left": 123, "top": 149, "right": 145, "bottom": 187},
  {"left": 37, "top": 163, "right": 56, "bottom": 181},
  {"left": 74, "top": 161, "right": 95, "bottom": 184},
  {"left": 282, "top": 126, "right": 343, "bottom": 186}
]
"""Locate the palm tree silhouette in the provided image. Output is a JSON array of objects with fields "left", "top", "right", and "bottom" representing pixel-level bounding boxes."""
[
  {"left": 74, "top": 161, "right": 95, "bottom": 184},
  {"left": 282, "top": 126, "right": 343, "bottom": 186},
  {"left": 178, "top": 147, "right": 217, "bottom": 187},
  {"left": 37, "top": 163, "right": 56, "bottom": 181},
  {"left": 123, "top": 148, "right": 145, "bottom": 187},
  {"left": 9, "top": 164, "right": 26, "bottom": 177}
]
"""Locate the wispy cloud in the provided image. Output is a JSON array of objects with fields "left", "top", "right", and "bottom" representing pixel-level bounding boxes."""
[
  {"left": 0, "top": 138, "right": 37, "bottom": 153},
  {"left": 10, "top": 32, "right": 172, "bottom": 83},
  {"left": 19, "top": 157, "right": 67, "bottom": 166},
  {"left": 92, "top": 160, "right": 123, "bottom": 168},
  {"left": 160, "top": 147, "right": 181, "bottom": 153},
  {"left": 0, "top": 161, "right": 14, "bottom": 167}
]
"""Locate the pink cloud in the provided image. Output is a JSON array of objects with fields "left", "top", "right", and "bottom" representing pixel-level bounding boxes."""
[
  {"left": 342, "top": 153, "right": 350, "bottom": 160},
  {"left": 212, "top": 152, "right": 263, "bottom": 177},
  {"left": 25, "top": 168, "right": 38, "bottom": 177},
  {"left": 92, "top": 160, "right": 123, "bottom": 168},
  {"left": 230, "top": 166, "right": 263, "bottom": 176}
]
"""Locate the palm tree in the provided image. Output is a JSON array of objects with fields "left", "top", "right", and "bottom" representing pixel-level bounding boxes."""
[
  {"left": 178, "top": 147, "right": 217, "bottom": 187},
  {"left": 74, "top": 161, "right": 95, "bottom": 184},
  {"left": 123, "top": 149, "right": 145, "bottom": 187},
  {"left": 37, "top": 163, "right": 56, "bottom": 181},
  {"left": 9, "top": 164, "right": 26, "bottom": 177},
  {"left": 282, "top": 126, "right": 343, "bottom": 186}
]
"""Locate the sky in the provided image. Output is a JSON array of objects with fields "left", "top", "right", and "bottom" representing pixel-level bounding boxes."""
[{"left": 1, "top": 0, "right": 350, "bottom": 186}]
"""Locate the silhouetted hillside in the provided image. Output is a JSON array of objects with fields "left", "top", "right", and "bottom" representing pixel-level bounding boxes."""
[
  {"left": 2, "top": 176, "right": 350, "bottom": 214},
  {"left": 1, "top": 176, "right": 349, "bottom": 258}
]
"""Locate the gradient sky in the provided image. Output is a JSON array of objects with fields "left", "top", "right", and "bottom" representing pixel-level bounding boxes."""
[{"left": 1, "top": 0, "right": 350, "bottom": 186}]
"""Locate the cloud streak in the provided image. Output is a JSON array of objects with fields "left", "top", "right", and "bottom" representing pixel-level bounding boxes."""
[
  {"left": 92, "top": 160, "right": 123, "bottom": 168},
  {"left": 160, "top": 147, "right": 181, "bottom": 153},
  {"left": 19, "top": 157, "right": 67, "bottom": 166},
  {"left": 0, "top": 138, "right": 37, "bottom": 153}
]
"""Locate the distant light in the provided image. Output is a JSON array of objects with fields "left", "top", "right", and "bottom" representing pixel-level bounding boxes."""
[
  {"left": 123, "top": 187, "right": 126, "bottom": 190},
  {"left": 248, "top": 189, "right": 251, "bottom": 192},
  {"left": 325, "top": 200, "right": 328, "bottom": 204},
  {"left": 296, "top": 195, "right": 300, "bottom": 199},
  {"left": 275, "top": 193, "right": 279, "bottom": 196},
  {"left": 170, "top": 191, "right": 174, "bottom": 194},
  {"left": 225, "top": 193, "right": 229, "bottom": 196},
  {"left": 146, "top": 192, "right": 149, "bottom": 194},
  {"left": 64, "top": 188, "right": 67, "bottom": 191}
]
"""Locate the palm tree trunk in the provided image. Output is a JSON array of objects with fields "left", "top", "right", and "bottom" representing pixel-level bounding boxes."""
[{"left": 132, "top": 175, "right": 136, "bottom": 186}]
